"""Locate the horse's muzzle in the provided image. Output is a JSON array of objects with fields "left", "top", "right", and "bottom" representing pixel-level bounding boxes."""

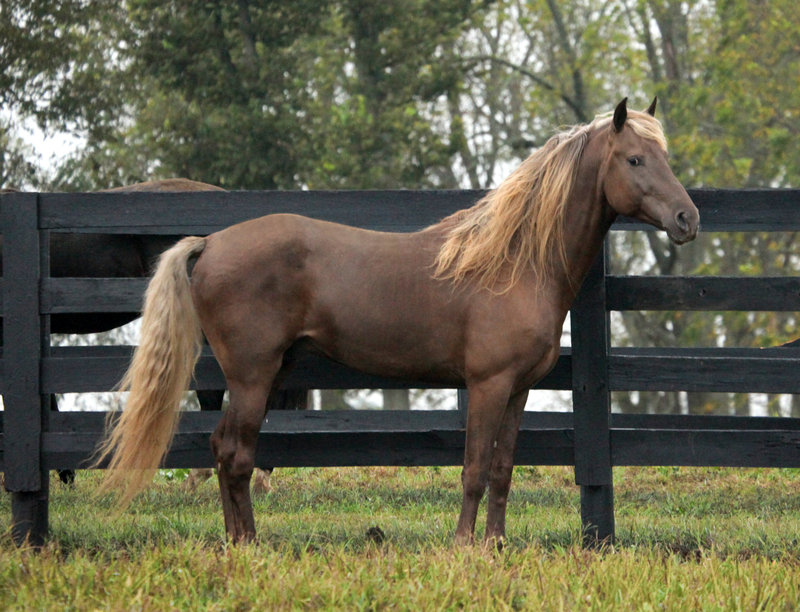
[{"left": 667, "top": 207, "right": 699, "bottom": 244}]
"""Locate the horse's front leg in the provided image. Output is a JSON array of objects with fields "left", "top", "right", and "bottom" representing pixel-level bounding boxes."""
[
  {"left": 210, "top": 381, "right": 270, "bottom": 543},
  {"left": 484, "top": 390, "right": 528, "bottom": 545},
  {"left": 455, "top": 377, "right": 513, "bottom": 545}
]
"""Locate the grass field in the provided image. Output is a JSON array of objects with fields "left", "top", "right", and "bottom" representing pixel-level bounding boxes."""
[{"left": 2, "top": 465, "right": 800, "bottom": 610}]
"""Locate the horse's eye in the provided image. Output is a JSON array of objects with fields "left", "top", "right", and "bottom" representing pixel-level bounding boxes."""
[{"left": 628, "top": 156, "right": 642, "bottom": 167}]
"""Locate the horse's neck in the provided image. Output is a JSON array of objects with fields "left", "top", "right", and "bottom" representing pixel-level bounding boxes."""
[{"left": 552, "top": 152, "right": 616, "bottom": 308}]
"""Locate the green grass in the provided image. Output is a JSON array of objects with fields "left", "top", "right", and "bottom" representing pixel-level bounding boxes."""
[{"left": 2, "top": 465, "right": 800, "bottom": 610}]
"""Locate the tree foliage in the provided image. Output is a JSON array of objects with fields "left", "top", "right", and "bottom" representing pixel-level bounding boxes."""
[{"left": 2, "top": 0, "right": 798, "bottom": 414}]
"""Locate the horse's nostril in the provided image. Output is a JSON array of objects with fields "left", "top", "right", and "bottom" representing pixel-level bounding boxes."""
[{"left": 675, "top": 210, "right": 690, "bottom": 232}]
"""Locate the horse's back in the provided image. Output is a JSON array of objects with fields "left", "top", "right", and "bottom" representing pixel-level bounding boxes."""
[{"left": 105, "top": 178, "right": 225, "bottom": 192}]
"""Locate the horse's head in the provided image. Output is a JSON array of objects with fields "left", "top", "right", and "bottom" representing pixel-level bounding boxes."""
[{"left": 601, "top": 97, "right": 699, "bottom": 244}]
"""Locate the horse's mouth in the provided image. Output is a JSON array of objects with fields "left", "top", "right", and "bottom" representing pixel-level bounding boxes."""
[{"left": 667, "top": 225, "right": 699, "bottom": 245}]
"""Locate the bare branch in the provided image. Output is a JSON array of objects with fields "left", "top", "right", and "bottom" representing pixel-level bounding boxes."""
[{"left": 460, "top": 55, "right": 588, "bottom": 122}]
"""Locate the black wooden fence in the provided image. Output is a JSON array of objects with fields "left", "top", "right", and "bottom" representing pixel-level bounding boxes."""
[{"left": 2, "top": 188, "right": 800, "bottom": 546}]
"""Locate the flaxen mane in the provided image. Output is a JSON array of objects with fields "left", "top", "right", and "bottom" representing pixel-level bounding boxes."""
[{"left": 433, "top": 110, "right": 667, "bottom": 292}]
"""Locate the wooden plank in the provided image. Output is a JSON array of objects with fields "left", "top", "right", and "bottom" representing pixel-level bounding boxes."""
[
  {"left": 579, "top": 485, "right": 614, "bottom": 547},
  {"left": 570, "top": 251, "right": 615, "bottom": 544},
  {"left": 611, "top": 413, "right": 800, "bottom": 431},
  {"left": 41, "top": 278, "right": 147, "bottom": 313},
  {"left": 611, "top": 429, "right": 800, "bottom": 467},
  {"left": 609, "top": 347, "right": 800, "bottom": 393},
  {"left": 10, "top": 489, "right": 49, "bottom": 547},
  {"left": 44, "top": 410, "right": 800, "bottom": 435},
  {"left": 39, "top": 416, "right": 800, "bottom": 470},
  {"left": 41, "top": 346, "right": 573, "bottom": 393},
  {"left": 42, "top": 427, "right": 800, "bottom": 470},
  {"left": 606, "top": 276, "right": 800, "bottom": 311},
  {"left": 689, "top": 189, "right": 800, "bottom": 231},
  {"left": 42, "top": 410, "right": 575, "bottom": 470},
  {"left": 39, "top": 190, "right": 485, "bottom": 233},
  {"left": 37, "top": 409, "right": 800, "bottom": 471},
  {"left": 37, "top": 188, "right": 800, "bottom": 233},
  {"left": 43, "top": 426, "right": 575, "bottom": 470},
  {"left": 2, "top": 192, "right": 50, "bottom": 547},
  {"left": 47, "top": 408, "right": 574, "bottom": 435},
  {"left": 571, "top": 254, "right": 613, "bottom": 485}
]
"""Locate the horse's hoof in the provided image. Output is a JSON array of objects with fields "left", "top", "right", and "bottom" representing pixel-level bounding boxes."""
[
  {"left": 57, "top": 470, "right": 76, "bottom": 485},
  {"left": 366, "top": 526, "right": 386, "bottom": 545}
]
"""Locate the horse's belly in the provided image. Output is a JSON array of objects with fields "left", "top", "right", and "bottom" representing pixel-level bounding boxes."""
[{"left": 305, "top": 314, "right": 464, "bottom": 385}]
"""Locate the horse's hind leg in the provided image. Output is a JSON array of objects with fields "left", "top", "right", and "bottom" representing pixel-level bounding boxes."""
[
  {"left": 185, "top": 389, "right": 226, "bottom": 492},
  {"left": 251, "top": 389, "right": 309, "bottom": 496},
  {"left": 211, "top": 378, "right": 273, "bottom": 542},
  {"left": 190, "top": 388, "right": 282, "bottom": 496},
  {"left": 51, "top": 395, "right": 76, "bottom": 485}
]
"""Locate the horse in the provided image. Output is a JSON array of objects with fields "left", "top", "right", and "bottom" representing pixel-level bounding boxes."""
[
  {"left": 0, "top": 178, "right": 223, "bottom": 336},
  {"left": 1, "top": 178, "right": 285, "bottom": 490},
  {"left": 94, "top": 98, "right": 699, "bottom": 545}
]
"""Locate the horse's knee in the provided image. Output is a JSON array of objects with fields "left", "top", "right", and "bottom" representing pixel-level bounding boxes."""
[
  {"left": 461, "top": 464, "right": 489, "bottom": 500},
  {"left": 231, "top": 452, "right": 255, "bottom": 478},
  {"left": 209, "top": 419, "right": 227, "bottom": 457},
  {"left": 489, "top": 458, "right": 514, "bottom": 491}
]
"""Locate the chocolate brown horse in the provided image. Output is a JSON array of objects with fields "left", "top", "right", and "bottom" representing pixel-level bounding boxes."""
[{"left": 95, "top": 99, "right": 699, "bottom": 544}]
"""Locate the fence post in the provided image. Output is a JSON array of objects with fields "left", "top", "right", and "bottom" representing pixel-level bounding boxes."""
[
  {"left": 570, "top": 246, "right": 614, "bottom": 547},
  {"left": 2, "top": 192, "right": 49, "bottom": 546}
]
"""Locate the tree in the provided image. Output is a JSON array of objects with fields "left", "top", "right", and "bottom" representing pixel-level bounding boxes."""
[
  {"left": 0, "top": 120, "right": 39, "bottom": 188},
  {"left": 51, "top": 0, "right": 331, "bottom": 189},
  {"left": 292, "top": 0, "right": 480, "bottom": 189},
  {"left": 1, "top": 1, "right": 119, "bottom": 123},
  {"left": 0, "top": 1, "right": 128, "bottom": 188}
]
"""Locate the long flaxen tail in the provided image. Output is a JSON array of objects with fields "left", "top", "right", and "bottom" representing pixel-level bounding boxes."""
[{"left": 93, "top": 236, "right": 207, "bottom": 507}]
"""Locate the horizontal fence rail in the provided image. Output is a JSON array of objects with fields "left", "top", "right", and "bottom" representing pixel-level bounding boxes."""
[{"left": 1, "top": 188, "right": 799, "bottom": 546}]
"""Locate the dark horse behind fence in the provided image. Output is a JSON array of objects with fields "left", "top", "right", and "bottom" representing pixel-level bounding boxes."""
[
  {"left": 1, "top": 178, "right": 283, "bottom": 489},
  {"left": 0, "top": 178, "right": 223, "bottom": 337},
  {"left": 1, "top": 179, "right": 288, "bottom": 490},
  {"left": 94, "top": 98, "right": 699, "bottom": 545},
  {"left": 0, "top": 178, "right": 224, "bottom": 485}
]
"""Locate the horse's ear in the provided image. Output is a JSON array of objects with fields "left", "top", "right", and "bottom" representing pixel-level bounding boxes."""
[
  {"left": 613, "top": 97, "right": 628, "bottom": 132},
  {"left": 645, "top": 96, "right": 657, "bottom": 116}
]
